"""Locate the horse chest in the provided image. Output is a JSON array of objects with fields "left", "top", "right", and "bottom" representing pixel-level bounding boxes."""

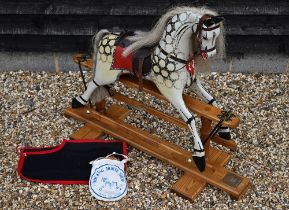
[{"left": 151, "top": 52, "right": 192, "bottom": 89}]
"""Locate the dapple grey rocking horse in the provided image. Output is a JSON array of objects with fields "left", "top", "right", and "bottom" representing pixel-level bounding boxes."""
[{"left": 72, "top": 6, "right": 230, "bottom": 171}]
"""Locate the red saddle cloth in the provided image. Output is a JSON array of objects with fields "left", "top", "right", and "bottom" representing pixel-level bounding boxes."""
[{"left": 111, "top": 46, "right": 133, "bottom": 71}]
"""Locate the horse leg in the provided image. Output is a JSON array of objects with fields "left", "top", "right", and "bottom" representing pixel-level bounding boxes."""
[
  {"left": 72, "top": 79, "right": 101, "bottom": 108},
  {"left": 72, "top": 62, "right": 121, "bottom": 108},
  {"left": 155, "top": 84, "right": 205, "bottom": 171},
  {"left": 191, "top": 76, "right": 231, "bottom": 140}
]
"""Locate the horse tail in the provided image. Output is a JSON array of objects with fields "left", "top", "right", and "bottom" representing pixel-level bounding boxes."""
[{"left": 92, "top": 29, "right": 109, "bottom": 75}]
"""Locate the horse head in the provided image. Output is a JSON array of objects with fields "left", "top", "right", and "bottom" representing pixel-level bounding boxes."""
[{"left": 193, "top": 15, "right": 225, "bottom": 59}]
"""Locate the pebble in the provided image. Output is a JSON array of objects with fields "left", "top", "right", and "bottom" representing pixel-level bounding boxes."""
[{"left": 1, "top": 71, "right": 288, "bottom": 209}]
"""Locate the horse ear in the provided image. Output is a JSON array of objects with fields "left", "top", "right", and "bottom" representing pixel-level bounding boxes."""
[
  {"left": 203, "top": 18, "right": 215, "bottom": 27},
  {"left": 204, "top": 16, "right": 225, "bottom": 27},
  {"left": 211, "top": 16, "right": 225, "bottom": 24}
]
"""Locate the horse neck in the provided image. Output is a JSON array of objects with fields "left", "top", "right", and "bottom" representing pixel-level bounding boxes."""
[{"left": 159, "top": 11, "right": 199, "bottom": 61}]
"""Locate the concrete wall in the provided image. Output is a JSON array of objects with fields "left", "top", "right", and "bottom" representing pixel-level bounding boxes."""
[
  {"left": 1, "top": 52, "right": 287, "bottom": 73},
  {"left": 0, "top": 0, "right": 288, "bottom": 72}
]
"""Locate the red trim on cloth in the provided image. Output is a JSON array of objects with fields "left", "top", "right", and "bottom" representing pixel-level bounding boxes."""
[
  {"left": 17, "top": 139, "right": 128, "bottom": 185},
  {"left": 111, "top": 46, "right": 133, "bottom": 71},
  {"left": 122, "top": 141, "right": 128, "bottom": 171}
]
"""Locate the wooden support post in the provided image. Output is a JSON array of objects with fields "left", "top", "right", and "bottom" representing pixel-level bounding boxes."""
[
  {"left": 95, "top": 99, "right": 106, "bottom": 113},
  {"left": 200, "top": 117, "right": 212, "bottom": 154}
]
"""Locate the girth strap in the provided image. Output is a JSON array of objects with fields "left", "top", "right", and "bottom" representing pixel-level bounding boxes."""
[
  {"left": 158, "top": 46, "right": 187, "bottom": 64},
  {"left": 132, "top": 47, "right": 153, "bottom": 91}
]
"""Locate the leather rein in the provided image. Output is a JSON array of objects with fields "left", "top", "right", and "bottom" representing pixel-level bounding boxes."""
[{"left": 193, "top": 14, "right": 220, "bottom": 60}]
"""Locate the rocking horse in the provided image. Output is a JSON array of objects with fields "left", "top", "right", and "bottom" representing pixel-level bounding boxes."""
[
  {"left": 71, "top": 6, "right": 229, "bottom": 172},
  {"left": 66, "top": 6, "right": 250, "bottom": 200}
]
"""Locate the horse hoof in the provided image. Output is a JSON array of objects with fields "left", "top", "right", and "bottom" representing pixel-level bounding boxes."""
[
  {"left": 72, "top": 97, "right": 85, "bottom": 108},
  {"left": 218, "top": 132, "right": 231, "bottom": 140},
  {"left": 193, "top": 156, "right": 206, "bottom": 172}
]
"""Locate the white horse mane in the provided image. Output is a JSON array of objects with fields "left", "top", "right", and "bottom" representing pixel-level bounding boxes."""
[{"left": 122, "top": 6, "right": 225, "bottom": 60}]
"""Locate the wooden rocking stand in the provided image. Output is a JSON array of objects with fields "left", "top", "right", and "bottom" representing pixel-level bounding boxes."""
[{"left": 64, "top": 54, "right": 250, "bottom": 201}]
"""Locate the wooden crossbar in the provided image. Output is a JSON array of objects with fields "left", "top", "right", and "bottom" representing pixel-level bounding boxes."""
[
  {"left": 70, "top": 104, "right": 131, "bottom": 140},
  {"left": 120, "top": 75, "right": 240, "bottom": 128},
  {"left": 111, "top": 92, "right": 237, "bottom": 151}
]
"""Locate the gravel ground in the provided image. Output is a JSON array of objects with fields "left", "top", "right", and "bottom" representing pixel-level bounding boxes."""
[{"left": 1, "top": 71, "right": 288, "bottom": 209}]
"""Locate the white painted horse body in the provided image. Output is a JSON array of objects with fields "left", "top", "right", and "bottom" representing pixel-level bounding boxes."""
[{"left": 72, "top": 6, "right": 229, "bottom": 171}]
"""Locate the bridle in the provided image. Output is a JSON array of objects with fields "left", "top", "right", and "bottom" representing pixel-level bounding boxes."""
[{"left": 192, "top": 14, "right": 221, "bottom": 60}]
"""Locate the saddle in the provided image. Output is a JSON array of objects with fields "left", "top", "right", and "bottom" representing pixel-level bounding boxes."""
[{"left": 116, "top": 32, "right": 154, "bottom": 90}]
